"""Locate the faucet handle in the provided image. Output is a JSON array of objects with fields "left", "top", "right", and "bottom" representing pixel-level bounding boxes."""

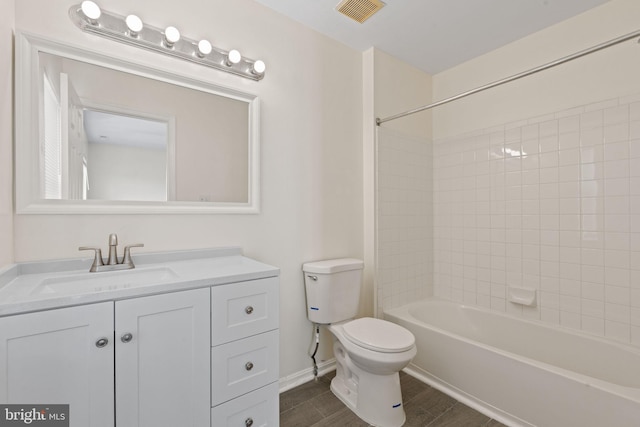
[
  {"left": 79, "top": 247, "right": 105, "bottom": 272},
  {"left": 122, "top": 244, "right": 144, "bottom": 267}
]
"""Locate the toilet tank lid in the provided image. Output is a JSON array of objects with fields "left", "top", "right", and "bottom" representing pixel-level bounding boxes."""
[{"left": 302, "top": 258, "right": 364, "bottom": 274}]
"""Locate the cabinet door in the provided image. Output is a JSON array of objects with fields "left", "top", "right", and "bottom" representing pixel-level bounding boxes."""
[
  {"left": 115, "top": 288, "right": 210, "bottom": 427},
  {"left": 0, "top": 302, "right": 114, "bottom": 427}
]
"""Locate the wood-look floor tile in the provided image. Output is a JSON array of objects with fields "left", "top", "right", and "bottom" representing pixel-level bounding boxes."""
[
  {"left": 402, "top": 399, "right": 439, "bottom": 427},
  {"left": 280, "top": 379, "right": 332, "bottom": 412},
  {"left": 400, "top": 373, "right": 431, "bottom": 403},
  {"left": 428, "top": 402, "right": 490, "bottom": 427},
  {"left": 484, "top": 418, "right": 508, "bottom": 427},
  {"left": 280, "top": 371, "right": 506, "bottom": 427},
  {"left": 310, "top": 389, "right": 346, "bottom": 417},
  {"left": 280, "top": 401, "right": 325, "bottom": 427},
  {"left": 411, "top": 386, "right": 457, "bottom": 416},
  {"left": 310, "top": 407, "right": 371, "bottom": 427}
]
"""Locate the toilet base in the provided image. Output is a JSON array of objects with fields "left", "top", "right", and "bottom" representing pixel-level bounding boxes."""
[{"left": 331, "top": 340, "right": 407, "bottom": 427}]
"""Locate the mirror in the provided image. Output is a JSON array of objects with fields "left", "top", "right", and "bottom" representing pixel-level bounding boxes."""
[{"left": 15, "top": 32, "right": 260, "bottom": 214}]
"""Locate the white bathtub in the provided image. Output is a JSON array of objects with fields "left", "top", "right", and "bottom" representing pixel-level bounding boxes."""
[{"left": 384, "top": 298, "right": 640, "bottom": 427}]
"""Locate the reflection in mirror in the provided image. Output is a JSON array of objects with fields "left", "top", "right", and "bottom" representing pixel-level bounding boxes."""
[
  {"left": 82, "top": 110, "right": 169, "bottom": 201},
  {"left": 16, "top": 32, "right": 260, "bottom": 214},
  {"left": 43, "top": 72, "right": 170, "bottom": 201}
]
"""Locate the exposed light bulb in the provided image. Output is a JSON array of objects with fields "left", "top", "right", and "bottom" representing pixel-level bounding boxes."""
[
  {"left": 164, "top": 26, "right": 180, "bottom": 47},
  {"left": 81, "top": 0, "right": 101, "bottom": 21},
  {"left": 125, "top": 15, "right": 143, "bottom": 37},
  {"left": 226, "top": 49, "right": 241, "bottom": 66},
  {"left": 197, "top": 40, "right": 212, "bottom": 57},
  {"left": 252, "top": 60, "right": 266, "bottom": 75}
]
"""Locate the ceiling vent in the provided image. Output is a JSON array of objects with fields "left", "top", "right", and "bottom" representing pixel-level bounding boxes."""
[{"left": 336, "top": 0, "right": 385, "bottom": 24}]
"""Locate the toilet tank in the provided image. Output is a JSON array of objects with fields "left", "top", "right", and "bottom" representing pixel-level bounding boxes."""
[{"left": 302, "top": 258, "right": 364, "bottom": 324}]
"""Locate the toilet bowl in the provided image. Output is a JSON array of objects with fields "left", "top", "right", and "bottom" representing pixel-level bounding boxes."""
[
  {"left": 330, "top": 317, "right": 416, "bottom": 374},
  {"left": 302, "top": 259, "right": 417, "bottom": 427},
  {"left": 328, "top": 318, "right": 416, "bottom": 427}
]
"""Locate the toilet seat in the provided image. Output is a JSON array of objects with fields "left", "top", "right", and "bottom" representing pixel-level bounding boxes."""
[{"left": 342, "top": 318, "right": 415, "bottom": 353}]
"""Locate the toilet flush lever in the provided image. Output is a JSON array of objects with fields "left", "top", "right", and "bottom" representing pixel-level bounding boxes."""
[{"left": 307, "top": 275, "right": 318, "bottom": 281}]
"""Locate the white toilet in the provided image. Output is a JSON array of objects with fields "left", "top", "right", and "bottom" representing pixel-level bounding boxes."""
[{"left": 302, "top": 258, "right": 416, "bottom": 427}]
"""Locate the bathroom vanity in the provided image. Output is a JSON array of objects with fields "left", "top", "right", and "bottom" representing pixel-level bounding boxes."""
[{"left": 0, "top": 247, "right": 279, "bottom": 427}]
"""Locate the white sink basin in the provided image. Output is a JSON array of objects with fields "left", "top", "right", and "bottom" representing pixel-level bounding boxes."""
[{"left": 32, "top": 267, "right": 179, "bottom": 295}]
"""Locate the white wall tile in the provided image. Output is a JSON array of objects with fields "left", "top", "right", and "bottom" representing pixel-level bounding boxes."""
[
  {"left": 582, "top": 316, "right": 605, "bottom": 336},
  {"left": 377, "top": 128, "right": 433, "bottom": 311},
  {"left": 430, "top": 94, "right": 640, "bottom": 347}
]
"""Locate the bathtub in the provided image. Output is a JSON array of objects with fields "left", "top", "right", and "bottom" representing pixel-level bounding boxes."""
[{"left": 384, "top": 298, "right": 640, "bottom": 427}]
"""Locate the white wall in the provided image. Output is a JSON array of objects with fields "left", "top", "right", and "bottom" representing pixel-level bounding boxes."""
[
  {"left": 11, "top": 0, "right": 363, "bottom": 379},
  {"left": 0, "top": 0, "right": 14, "bottom": 267},
  {"left": 433, "top": 0, "right": 640, "bottom": 139},
  {"left": 432, "top": 0, "right": 640, "bottom": 346},
  {"left": 87, "top": 143, "right": 167, "bottom": 201}
]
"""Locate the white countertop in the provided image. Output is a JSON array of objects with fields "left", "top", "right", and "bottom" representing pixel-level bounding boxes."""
[{"left": 0, "top": 247, "right": 279, "bottom": 316}]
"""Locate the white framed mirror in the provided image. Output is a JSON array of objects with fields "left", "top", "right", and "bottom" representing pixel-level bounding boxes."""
[{"left": 15, "top": 32, "right": 260, "bottom": 214}]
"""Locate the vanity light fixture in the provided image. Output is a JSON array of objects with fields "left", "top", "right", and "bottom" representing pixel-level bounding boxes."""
[
  {"left": 81, "top": 0, "right": 101, "bottom": 23},
  {"left": 226, "top": 49, "right": 241, "bottom": 66},
  {"left": 69, "top": 2, "right": 266, "bottom": 81},
  {"left": 252, "top": 60, "right": 266, "bottom": 76},
  {"left": 125, "top": 14, "right": 143, "bottom": 37},
  {"left": 163, "top": 26, "right": 180, "bottom": 48},
  {"left": 197, "top": 40, "right": 212, "bottom": 58}
]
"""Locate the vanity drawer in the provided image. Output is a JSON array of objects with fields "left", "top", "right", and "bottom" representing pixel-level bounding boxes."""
[
  {"left": 211, "top": 330, "right": 279, "bottom": 406},
  {"left": 211, "top": 382, "right": 279, "bottom": 427},
  {"left": 211, "top": 277, "right": 278, "bottom": 345}
]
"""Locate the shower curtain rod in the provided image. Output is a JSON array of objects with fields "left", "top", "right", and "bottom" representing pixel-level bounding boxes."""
[{"left": 376, "top": 28, "right": 640, "bottom": 126}]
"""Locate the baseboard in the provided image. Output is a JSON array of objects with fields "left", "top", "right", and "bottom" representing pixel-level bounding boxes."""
[{"left": 279, "top": 359, "right": 336, "bottom": 393}]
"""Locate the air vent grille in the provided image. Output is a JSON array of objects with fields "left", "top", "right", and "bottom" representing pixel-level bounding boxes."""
[{"left": 336, "top": 0, "right": 385, "bottom": 24}]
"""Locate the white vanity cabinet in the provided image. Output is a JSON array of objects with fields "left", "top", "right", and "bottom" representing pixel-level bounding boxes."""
[
  {"left": 0, "top": 302, "right": 115, "bottom": 427},
  {"left": 210, "top": 277, "right": 280, "bottom": 426},
  {"left": 0, "top": 287, "right": 211, "bottom": 427},
  {"left": 0, "top": 249, "right": 280, "bottom": 427}
]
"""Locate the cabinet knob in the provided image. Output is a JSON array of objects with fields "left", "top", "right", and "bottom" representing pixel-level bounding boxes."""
[
  {"left": 245, "top": 361, "right": 254, "bottom": 371},
  {"left": 245, "top": 417, "right": 253, "bottom": 427},
  {"left": 121, "top": 333, "right": 133, "bottom": 343},
  {"left": 95, "top": 337, "right": 109, "bottom": 348},
  {"left": 245, "top": 306, "right": 254, "bottom": 315}
]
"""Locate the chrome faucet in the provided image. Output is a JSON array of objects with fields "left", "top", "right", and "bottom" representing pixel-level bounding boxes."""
[{"left": 79, "top": 233, "right": 144, "bottom": 273}]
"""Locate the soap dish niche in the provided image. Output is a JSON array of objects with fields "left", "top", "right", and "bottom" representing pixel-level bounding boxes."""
[{"left": 508, "top": 286, "right": 537, "bottom": 307}]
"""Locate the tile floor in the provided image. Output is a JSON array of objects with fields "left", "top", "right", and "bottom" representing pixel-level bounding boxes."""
[{"left": 280, "top": 371, "right": 508, "bottom": 427}]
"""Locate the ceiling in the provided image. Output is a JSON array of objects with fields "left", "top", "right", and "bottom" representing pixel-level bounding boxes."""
[
  {"left": 84, "top": 110, "right": 167, "bottom": 150},
  {"left": 253, "top": 0, "right": 611, "bottom": 74}
]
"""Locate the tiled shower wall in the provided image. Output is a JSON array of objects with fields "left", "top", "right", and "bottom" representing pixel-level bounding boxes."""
[
  {"left": 434, "top": 93, "right": 640, "bottom": 346},
  {"left": 376, "top": 127, "right": 433, "bottom": 313}
]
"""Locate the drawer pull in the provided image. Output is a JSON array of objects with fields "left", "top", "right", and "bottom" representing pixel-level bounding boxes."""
[
  {"left": 121, "top": 333, "right": 133, "bottom": 343},
  {"left": 245, "top": 361, "right": 254, "bottom": 371},
  {"left": 245, "top": 306, "right": 254, "bottom": 315},
  {"left": 95, "top": 337, "right": 109, "bottom": 348},
  {"left": 245, "top": 417, "right": 254, "bottom": 427}
]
